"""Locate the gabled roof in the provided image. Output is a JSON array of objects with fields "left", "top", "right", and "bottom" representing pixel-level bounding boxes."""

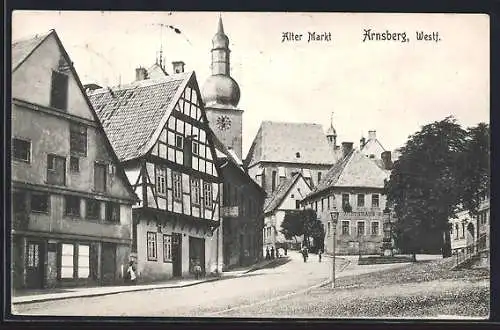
[
  {"left": 147, "top": 63, "right": 169, "bottom": 79},
  {"left": 264, "top": 172, "right": 309, "bottom": 214},
  {"left": 305, "top": 149, "right": 390, "bottom": 200},
  {"left": 245, "top": 121, "right": 336, "bottom": 168},
  {"left": 88, "top": 72, "right": 193, "bottom": 162},
  {"left": 12, "top": 29, "right": 138, "bottom": 203},
  {"left": 12, "top": 30, "right": 52, "bottom": 71}
]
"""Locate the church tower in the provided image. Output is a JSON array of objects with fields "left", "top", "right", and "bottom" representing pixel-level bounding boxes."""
[
  {"left": 326, "top": 112, "right": 337, "bottom": 151},
  {"left": 201, "top": 16, "right": 244, "bottom": 160}
]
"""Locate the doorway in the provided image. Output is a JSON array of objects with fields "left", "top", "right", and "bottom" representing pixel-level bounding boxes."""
[
  {"left": 172, "top": 233, "right": 182, "bottom": 277},
  {"left": 189, "top": 236, "right": 205, "bottom": 275},
  {"left": 26, "top": 240, "right": 45, "bottom": 289},
  {"left": 101, "top": 243, "right": 116, "bottom": 285}
]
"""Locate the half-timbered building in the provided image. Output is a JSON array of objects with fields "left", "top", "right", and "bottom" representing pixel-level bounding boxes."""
[
  {"left": 11, "top": 30, "right": 138, "bottom": 290},
  {"left": 88, "top": 71, "right": 223, "bottom": 282}
]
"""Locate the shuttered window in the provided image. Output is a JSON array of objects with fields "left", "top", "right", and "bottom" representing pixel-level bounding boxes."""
[{"left": 94, "top": 163, "right": 106, "bottom": 192}]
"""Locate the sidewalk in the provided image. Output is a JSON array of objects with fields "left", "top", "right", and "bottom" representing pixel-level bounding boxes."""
[{"left": 12, "top": 257, "right": 288, "bottom": 305}]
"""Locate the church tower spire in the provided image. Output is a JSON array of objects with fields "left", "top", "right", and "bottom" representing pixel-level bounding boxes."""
[
  {"left": 326, "top": 112, "right": 337, "bottom": 149},
  {"left": 211, "top": 16, "right": 231, "bottom": 76},
  {"left": 201, "top": 15, "right": 243, "bottom": 160}
]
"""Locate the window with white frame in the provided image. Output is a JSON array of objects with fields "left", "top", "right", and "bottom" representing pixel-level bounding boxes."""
[
  {"left": 78, "top": 244, "right": 90, "bottom": 278},
  {"left": 156, "top": 167, "right": 166, "bottom": 195},
  {"left": 372, "top": 194, "right": 380, "bottom": 208},
  {"left": 203, "top": 182, "right": 213, "bottom": 208},
  {"left": 147, "top": 232, "right": 157, "bottom": 261},
  {"left": 173, "top": 171, "right": 182, "bottom": 201},
  {"left": 61, "top": 243, "right": 74, "bottom": 278},
  {"left": 341, "top": 220, "right": 350, "bottom": 235},
  {"left": 163, "top": 235, "right": 172, "bottom": 262},
  {"left": 357, "top": 221, "right": 365, "bottom": 236},
  {"left": 357, "top": 194, "right": 365, "bottom": 207},
  {"left": 191, "top": 178, "right": 201, "bottom": 205},
  {"left": 371, "top": 221, "right": 379, "bottom": 235}
]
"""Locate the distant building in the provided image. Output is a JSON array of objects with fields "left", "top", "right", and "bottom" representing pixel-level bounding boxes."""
[
  {"left": 11, "top": 30, "right": 137, "bottom": 289},
  {"left": 449, "top": 195, "right": 490, "bottom": 264},
  {"left": 209, "top": 131, "right": 266, "bottom": 269},
  {"left": 301, "top": 145, "right": 394, "bottom": 255},
  {"left": 88, "top": 70, "right": 223, "bottom": 282},
  {"left": 245, "top": 121, "right": 340, "bottom": 201},
  {"left": 262, "top": 173, "right": 312, "bottom": 253}
]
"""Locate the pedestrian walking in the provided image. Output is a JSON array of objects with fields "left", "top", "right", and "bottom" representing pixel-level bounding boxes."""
[
  {"left": 318, "top": 249, "right": 322, "bottom": 262},
  {"left": 301, "top": 247, "right": 307, "bottom": 262},
  {"left": 265, "top": 247, "right": 270, "bottom": 260},
  {"left": 126, "top": 261, "right": 137, "bottom": 285},
  {"left": 284, "top": 245, "right": 288, "bottom": 256},
  {"left": 194, "top": 259, "right": 202, "bottom": 280},
  {"left": 271, "top": 246, "right": 275, "bottom": 259},
  {"left": 276, "top": 247, "right": 280, "bottom": 259}
]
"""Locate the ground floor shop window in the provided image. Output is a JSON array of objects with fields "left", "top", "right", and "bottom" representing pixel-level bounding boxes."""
[{"left": 60, "top": 243, "right": 91, "bottom": 279}]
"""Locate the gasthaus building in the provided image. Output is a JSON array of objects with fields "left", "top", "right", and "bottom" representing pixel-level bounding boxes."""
[
  {"left": 301, "top": 144, "right": 394, "bottom": 255},
  {"left": 88, "top": 69, "right": 224, "bottom": 282},
  {"left": 11, "top": 30, "right": 138, "bottom": 290}
]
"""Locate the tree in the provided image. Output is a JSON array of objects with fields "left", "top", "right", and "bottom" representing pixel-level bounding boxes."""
[
  {"left": 459, "top": 123, "right": 490, "bottom": 216},
  {"left": 280, "top": 210, "right": 304, "bottom": 244},
  {"left": 385, "top": 116, "right": 468, "bottom": 257},
  {"left": 280, "top": 209, "right": 324, "bottom": 251}
]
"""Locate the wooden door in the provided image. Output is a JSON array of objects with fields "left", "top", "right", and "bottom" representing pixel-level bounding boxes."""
[
  {"left": 101, "top": 243, "right": 116, "bottom": 285},
  {"left": 172, "top": 233, "right": 182, "bottom": 277},
  {"left": 26, "top": 241, "right": 45, "bottom": 289}
]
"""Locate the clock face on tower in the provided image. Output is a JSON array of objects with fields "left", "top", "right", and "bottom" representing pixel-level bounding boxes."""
[{"left": 216, "top": 115, "right": 232, "bottom": 131}]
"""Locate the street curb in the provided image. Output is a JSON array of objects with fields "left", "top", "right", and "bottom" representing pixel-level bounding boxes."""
[
  {"left": 12, "top": 277, "right": 222, "bottom": 305},
  {"left": 211, "top": 278, "right": 332, "bottom": 316},
  {"left": 242, "top": 257, "right": 291, "bottom": 274}
]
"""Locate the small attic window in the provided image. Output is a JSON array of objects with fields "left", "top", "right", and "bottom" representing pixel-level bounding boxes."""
[
  {"left": 369, "top": 154, "right": 375, "bottom": 159},
  {"left": 296, "top": 152, "right": 301, "bottom": 158}
]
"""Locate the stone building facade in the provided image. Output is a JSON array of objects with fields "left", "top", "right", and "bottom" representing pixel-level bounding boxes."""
[
  {"left": 11, "top": 30, "right": 137, "bottom": 289},
  {"left": 301, "top": 146, "right": 393, "bottom": 255}
]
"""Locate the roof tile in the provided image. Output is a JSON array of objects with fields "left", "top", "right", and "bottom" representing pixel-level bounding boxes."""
[{"left": 88, "top": 73, "right": 191, "bottom": 161}]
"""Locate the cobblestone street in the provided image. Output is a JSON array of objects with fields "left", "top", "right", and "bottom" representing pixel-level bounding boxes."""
[{"left": 12, "top": 252, "right": 410, "bottom": 317}]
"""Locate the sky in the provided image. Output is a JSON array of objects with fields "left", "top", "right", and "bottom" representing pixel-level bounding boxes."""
[{"left": 12, "top": 11, "right": 490, "bottom": 157}]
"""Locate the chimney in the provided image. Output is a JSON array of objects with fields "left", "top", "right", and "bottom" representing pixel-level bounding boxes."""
[
  {"left": 368, "top": 130, "right": 376, "bottom": 140},
  {"left": 172, "top": 61, "right": 185, "bottom": 74},
  {"left": 381, "top": 151, "right": 392, "bottom": 170},
  {"left": 360, "top": 136, "right": 366, "bottom": 149},
  {"left": 341, "top": 142, "right": 354, "bottom": 159},
  {"left": 135, "top": 67, "right": 148, "bottom": 81}
]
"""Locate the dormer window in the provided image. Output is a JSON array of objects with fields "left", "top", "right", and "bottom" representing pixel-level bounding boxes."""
[{"left": 296, "top": 152, "right": 301, "bottom": 158}]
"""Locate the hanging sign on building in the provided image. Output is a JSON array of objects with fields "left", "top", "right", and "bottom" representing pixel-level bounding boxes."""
[{"left": 221, "top": 206, "right": 239, "bottom": 217}]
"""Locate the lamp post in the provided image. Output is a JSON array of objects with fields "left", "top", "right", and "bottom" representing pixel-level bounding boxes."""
[{"left": 330, "top": 210, "right": 339, "bottom": 289}]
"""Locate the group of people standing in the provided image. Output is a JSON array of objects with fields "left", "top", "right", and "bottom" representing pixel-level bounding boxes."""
[{"left": 265, "top": 245, "right": 287, "bottom": 260}]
